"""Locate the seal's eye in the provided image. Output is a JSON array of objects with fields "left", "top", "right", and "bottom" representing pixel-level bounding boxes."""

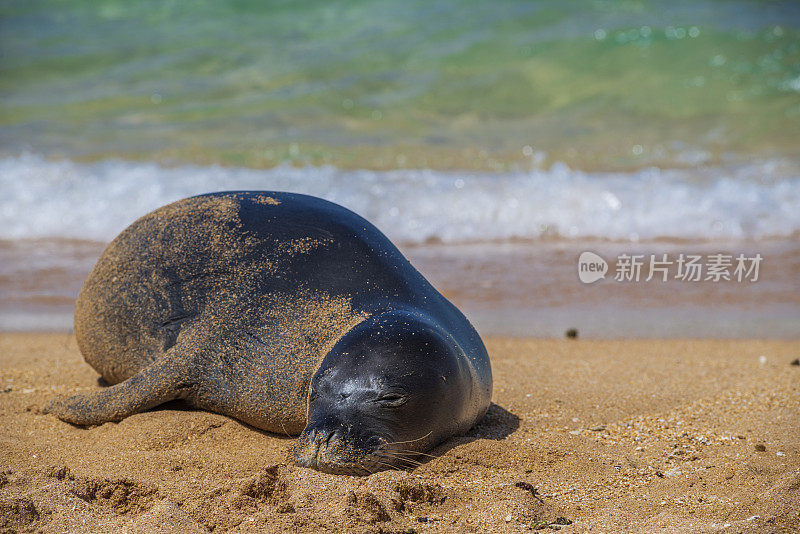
[{"left": 374, "top": 393, "right": 407, "bottom": 407}]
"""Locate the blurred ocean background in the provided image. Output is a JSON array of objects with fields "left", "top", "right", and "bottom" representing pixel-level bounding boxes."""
[{"left": 1, "top": 0, "right": 798, "bottom": 336}]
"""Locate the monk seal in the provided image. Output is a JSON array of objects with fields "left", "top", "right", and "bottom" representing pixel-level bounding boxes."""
[{"left": 46, "top": 191, "right": 492, "bottom": 475}]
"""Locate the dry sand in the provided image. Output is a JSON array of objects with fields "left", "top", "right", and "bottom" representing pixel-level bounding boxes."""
[{"left": 1, "top": 333, "right": 798, "bottom": 533}]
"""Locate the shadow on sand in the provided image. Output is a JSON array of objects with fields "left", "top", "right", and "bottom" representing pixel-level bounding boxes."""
[
  {"left": 88, "top": 379, "right": 519, "bottom": 462},
  {"left": 427, "top": 402, "right": 520, "bottom": 460}
]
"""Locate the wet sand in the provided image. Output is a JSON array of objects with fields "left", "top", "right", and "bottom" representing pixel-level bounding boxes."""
[
  {"left": 3, "top": 239, "right": 799, "bottom": 337},
  {"left": 1, "top": 333, "right": 798, "bottom": 533}
]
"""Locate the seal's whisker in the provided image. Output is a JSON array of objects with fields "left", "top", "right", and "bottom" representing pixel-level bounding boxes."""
[
  {"left": 374, "top": 448, "right": 431, "bottom": 466},
  {"left": 373, "top": 450, "right": 422, "bottom": 466},
  {"left": 369, "top": 459, "right": 405, "bottom": 471},
  {"left": 379, "top": 461, "right": 405, "bottom": 471},
  {"left": 382, "top": 431, "right": 433, "bottom": 447},
  {"left": 389, "top": 448, "right": 439, "bottom": 459},
  {"left": 377, "top": 452, "right": 423, "bottom": 467}
]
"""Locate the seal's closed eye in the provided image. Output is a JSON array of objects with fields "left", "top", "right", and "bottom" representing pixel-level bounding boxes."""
[{"left": 374, "top": 392, "right": 407, "bottom": 406}]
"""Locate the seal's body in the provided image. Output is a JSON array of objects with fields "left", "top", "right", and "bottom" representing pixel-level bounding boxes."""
[{"left": 47, "top": 192, "right": 492, "bottom": 474}]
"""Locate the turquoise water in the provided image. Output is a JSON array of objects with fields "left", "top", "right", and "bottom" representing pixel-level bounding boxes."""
[{"left": 2, "top": 0, "right": 799, "bottom": 169}]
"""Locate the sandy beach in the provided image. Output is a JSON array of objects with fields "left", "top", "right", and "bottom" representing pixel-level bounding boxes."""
[
  {"left": 3, "top": 2, "right": 799, "bottom": 533},
  {"left": 1, "top": 333, "right": 797, "bottom": 533}
]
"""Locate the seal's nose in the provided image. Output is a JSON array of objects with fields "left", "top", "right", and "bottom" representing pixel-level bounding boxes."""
[
  {"left": 311, "top": 427, "right": 339, "bottom": 461},
  {"left": 292, "top": 417, "right": 344, "bottom": 469}
]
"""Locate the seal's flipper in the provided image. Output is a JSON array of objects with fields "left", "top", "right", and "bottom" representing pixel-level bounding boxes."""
[{"left": 45, "top": 349, "right": 194, "bottom": 426}]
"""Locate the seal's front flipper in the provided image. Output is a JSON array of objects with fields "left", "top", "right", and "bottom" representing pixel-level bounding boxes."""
[{"left": 44, "top": 349, "right": 194, "bottom": 426}]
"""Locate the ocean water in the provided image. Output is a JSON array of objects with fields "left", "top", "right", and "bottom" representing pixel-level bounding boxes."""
[
  {"left": 1, "top": 153, "right": 799, "bottom": 244},
  {"left": 1, "top": 0, "right": 799, "bottom": 168},
  {"left": 1, "top": 152, "right": 798, "bottom": 337},
  {"left": 1, "top": 1, "right": 799, "bottom": 336}
]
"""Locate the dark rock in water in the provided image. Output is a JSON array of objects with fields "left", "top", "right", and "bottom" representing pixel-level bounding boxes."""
[{"left": 565, "top": 328, "right": 578, "bottom": 339}]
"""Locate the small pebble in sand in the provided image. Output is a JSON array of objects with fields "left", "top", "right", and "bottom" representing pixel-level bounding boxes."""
[
  {"left": 505, "top": 513, "right": 513, "bottom": 522},
  {"left": 565, "top": 328, "right": 578, "bottom": 339},
  {"left": 776, "top": 452, "right": 785, "bottom": 457},
  {"left": 754, "top": 443, "right": 766, "bottom": 452},
  {"left": 663, "top": 467, "right": 683, "bottom": 478},
  {"left": 790, "top": 358, "right": 799, "bottom": 366},
  {"left": 758, "top": 355, "right": 767, "bottom": 365}
]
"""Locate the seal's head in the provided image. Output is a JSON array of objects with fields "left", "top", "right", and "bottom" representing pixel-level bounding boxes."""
[{"left": 291, "top": 311, "right": 477, "bottom": 475}]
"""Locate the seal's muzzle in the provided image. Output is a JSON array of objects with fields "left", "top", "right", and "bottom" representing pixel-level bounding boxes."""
[{"left": 292, "top": 413, "right": 387, "bottom": 475}]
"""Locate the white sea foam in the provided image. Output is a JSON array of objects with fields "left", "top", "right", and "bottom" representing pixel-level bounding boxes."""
[{"left": 1, "top": 153, "right": 798, "bottom": 243}]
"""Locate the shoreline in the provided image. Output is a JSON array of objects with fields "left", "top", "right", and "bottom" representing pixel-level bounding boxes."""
[
  {"left": 1, "top": 333, "right": 798, "bottom": 532},
  {"left": 3, "top": 239, "right": 798, "bottom": 338}
]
